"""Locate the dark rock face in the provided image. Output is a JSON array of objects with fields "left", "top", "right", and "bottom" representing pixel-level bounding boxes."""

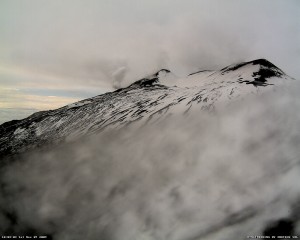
[
  {"left": 188, "top": 70, "right": 213, "bottom": 76},
  {"left": 263, "top": 219, "right": 295, "bottom": 238},
  {"left": 222, "top": 59, "right": 285, "bottom": 87},
  {"left": 154, "top": 68, "right": 171, "bottom": 76},
  {"left": 129, "top": 78, "right": 161, "bottom": 88},
  {"left": 221, "top": 59, "right": 283, "bottom": 73},
  {"left": 251, "top": 59, "right": 282, "bottom": 69}
]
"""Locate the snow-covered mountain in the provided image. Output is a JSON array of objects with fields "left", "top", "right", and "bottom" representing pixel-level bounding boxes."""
[
  {"left": 0, "top": 58, "right": 299, "bottom": 239},
  {"left": 0, "top": 59, "right": 292, "bottom": 156}
]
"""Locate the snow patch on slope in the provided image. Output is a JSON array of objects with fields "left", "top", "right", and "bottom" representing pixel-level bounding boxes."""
[{"left": 13, "top": 127, "right": 28, "bottom": 140}]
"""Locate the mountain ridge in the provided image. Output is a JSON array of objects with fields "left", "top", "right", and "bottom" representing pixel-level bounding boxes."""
[{"left": 0, "top": 59, "right": 293, "bottom": 157}]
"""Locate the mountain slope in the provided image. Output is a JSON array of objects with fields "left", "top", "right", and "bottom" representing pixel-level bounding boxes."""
[
  {"left": 0, "top": 59, "right": 293, "bottom": 157},
  {"left": 1, "top": 84, "right": 300, "bottom": 239}
]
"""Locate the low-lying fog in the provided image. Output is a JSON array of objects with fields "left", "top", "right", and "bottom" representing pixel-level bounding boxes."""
[{"left": 1, "top": 82, "right": 300, "bottom": 239}]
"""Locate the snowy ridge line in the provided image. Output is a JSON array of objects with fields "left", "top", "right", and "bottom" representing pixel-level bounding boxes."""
[{"left": 0, "top": 59, "right": 294, "bottom": 157}]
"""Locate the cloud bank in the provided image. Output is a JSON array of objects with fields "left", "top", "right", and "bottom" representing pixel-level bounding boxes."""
[
  {"left": 0, "top": 0, "right": 299, "bottom": 91},
  {"left": 1, "top": 82, "right": 300, "bottom": 239}
]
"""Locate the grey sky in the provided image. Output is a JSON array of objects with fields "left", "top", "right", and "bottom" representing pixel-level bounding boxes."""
[{"left": 0, "top": 0, "right": 299, "bottom": 123}]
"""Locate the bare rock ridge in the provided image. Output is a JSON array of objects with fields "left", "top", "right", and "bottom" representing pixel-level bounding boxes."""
[
  {"left": 0, "top": 59, "right": 292, "bottom": 157},
  {"left": 221, "top": 58, "right": 285, "bottom": 86},
  {"left": 127, "top": 69, "right": 172, "bottom": 88}
]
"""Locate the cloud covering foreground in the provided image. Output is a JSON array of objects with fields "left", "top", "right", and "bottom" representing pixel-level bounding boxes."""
[{"left": 1, "top": 82, "right": 300, "bottom": 239}]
